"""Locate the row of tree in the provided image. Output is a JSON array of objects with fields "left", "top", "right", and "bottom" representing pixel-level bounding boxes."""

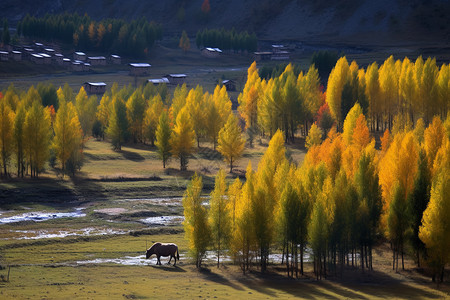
[
  {"left": 0, "top": 84, "right": 85, "bottom": 178},
  {"left": 183, "top": 110, "right": 450, "bottom": 282},
  {"left": 195, "top": 28, "right": 257, "bottom": 53},
  {"left": 17, "top": 13, "right": 163, "bottom": 57}
]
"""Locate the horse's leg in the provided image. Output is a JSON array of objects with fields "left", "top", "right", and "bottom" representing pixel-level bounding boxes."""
[
  {"left": 174, "top": 254, "right": 177, "bottom": 266},
  {"left": 168, "top": 256, "right": 172, "bottom": 265},
  {"left": 157, "top": 255, "right": 161, "bottom": 265}
]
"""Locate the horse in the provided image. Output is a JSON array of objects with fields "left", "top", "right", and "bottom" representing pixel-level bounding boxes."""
[{"left": 146, "top": 242, "right": 180, "bottom": 266}]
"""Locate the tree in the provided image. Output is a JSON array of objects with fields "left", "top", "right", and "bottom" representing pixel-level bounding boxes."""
[
  {"left": 326, "top": 57, "right": 350, "bottom": 126},
  {"left": 424, "top": 116, "right": 445, "bottom": 176},
  {"left": 170, "top": 106, "right": 195, "bottom": 171},
  {"left": 209, "top": 169, "right": 231, "bottom": 267},
  {"left": 75, "top": 87, "right": 97, "bottom": 138},
  {"left": 179, "top": 30, "right": 190, "bottom": 53},
  {"left": 186, "top": 86, "right": 206, "bottom": 147},
  {"left": 53, "top": 100, "right": 82, "bottom": 176},
  {"left": 126, "top": 90, "right": 145, "bottom": 143},
  {"left": 13, "top": 104, "right": 26, "bottom": 177},
  {"left": 0, "top": 96, "right": 14, "bottom": 176},
  {"left": 2, "top": 19, "right": 10, "bottom": 45},
  {"left": 183, "top": 173, "right": 210, "bottom": 268},
  {"left": 217, "top": 114, "right": 245, "bottom": 172},
  {"left": 201, "top": 0, "right": 210, "bottom": 15},
  {"left": 342, "top": 103, "right": 363, "bottom": 145},
  {"left": 107, "top": 98, "right": 129, "bottom": 150},
  {"left": 155, "top": 110, "right": 172, "bottom": 168},
  {"left": 306, "top": 123, "right": 323, "bottom": 149},
  {"left": 143, "top": 94, "right": 163, "bottom": 146},
  {"left": 24, "top": 101, "right": 52, "bottom": 177}
]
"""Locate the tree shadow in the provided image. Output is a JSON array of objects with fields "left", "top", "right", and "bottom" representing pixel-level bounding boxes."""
[
  {"left": 150, "top": 265, "right": 186, "bottom": 272},
  {"left": 120, "top": 150, "right": 145, "bottom": 162},
  {"left": 198, "top": 267, "right": 245, "bottom": 291}
]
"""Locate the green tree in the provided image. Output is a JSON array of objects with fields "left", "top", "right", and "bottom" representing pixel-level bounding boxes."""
[
  {"left": 75, "top": 87, "right": 97, "bottom": 138},
  {"left": 179, "top": 30, "right": 190, "bottom": 53},
  {"left": 13, "top": 104, "right": 26, "bottom": 177},
  {"left": 170, "top": 106, "right": 195, "bottom": 171},
  {"left": 2, "top": 19, "right": 10, "bottom": 45},
  {"left": 155, "top": 110, "right": 172, "bottom": 168},
  {"left": 183, "top": 173, "right": 211, "bottom": 268},
  {"left": 0, "top": 96, "right": 14, "bottom": 176}
]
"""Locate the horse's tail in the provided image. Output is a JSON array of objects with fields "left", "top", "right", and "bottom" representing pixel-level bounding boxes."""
[{"left": 177, "top": 246, "right": 180, "bottom": 261}]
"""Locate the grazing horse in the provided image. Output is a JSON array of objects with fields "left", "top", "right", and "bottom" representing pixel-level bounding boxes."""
[{"left": 146, "top": 242, "right": 180, "bottom": 266}]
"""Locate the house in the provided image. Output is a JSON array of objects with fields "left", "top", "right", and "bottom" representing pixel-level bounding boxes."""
[
  {"left": 164, "top": 74, "right": 187, "bottom": 85},
  {"left": 62, "top": 58, "right": 71, "bottom": 67},
  {"left": 147, "top": 78, "right": 170, "bottom": 85},
  {"left": 74, "top": 51, "right": 86, "bottom": 61},
  {"left": 44, "top": 48, "right": 55, "bottom": 55},
  {"left": 83, "top": 63, "right": 91, "bottom": 71},
  {"left": 54, "top": 53, "right": 64, "bottom": 65},
  {"left": 30, "top": 53, "right": 44, "bottom": 64},
  {"left": 23, "top": 48, "right": 34, "bottom": 60},
  {"left": 254, "top": 51, "right": 272, "bottom": 61},
  {"left": 201, "top": 47, "right": 222, "bottom": 58},
  {"left": 271, "top": 51, "right": 289, "bottom": 60},
  {"left": 110, "top": 54, "right": 121, "bottom": 64},
  {"left": 11, "top": 50, "right": 22, "bottom": 61},
  {"left": 271, "top": 44, "right": 286, "bottom": 53},
  {"left": 83, "top": 82, "right": 106, "bottom": 94},
  {"left": 222, "top": 79, "right": 236, "bottom": 91},
  {"left": 88, "top": 56, "right": 106, "bottom": 66},
  {"left": 72, "top": 62, "right": 83, "bottom": 71},
  {"left": 129, "top": 63, "right": 151, "bottom": 76},
  {"left": 0, "top": 51, "right": 9, "bottom": 61},
  {"left": 39, "top": 53, "right": 52, "bottom": 64}
]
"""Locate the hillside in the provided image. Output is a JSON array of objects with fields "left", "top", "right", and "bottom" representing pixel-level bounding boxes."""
[{"left": 1, "top": 0, "right": 449, "bottom": 46}]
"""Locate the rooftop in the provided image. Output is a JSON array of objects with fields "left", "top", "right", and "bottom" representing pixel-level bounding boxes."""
[
  {"left": 130, "top": 63, "right": 151, "bottom": 68},
  {"left": 84, "top": 82, "right": 107, "bottom": 86}
]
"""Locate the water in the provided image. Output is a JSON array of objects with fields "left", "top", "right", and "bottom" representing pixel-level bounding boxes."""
[
  {"left": 0, "top": 208, "right": 86, "bottom": 225},
  {"left": 2, "top": 227, "right": 129, "bottom": 240},
  {"left": 140, "top": 215, "right": 184, "bottom": 226}
]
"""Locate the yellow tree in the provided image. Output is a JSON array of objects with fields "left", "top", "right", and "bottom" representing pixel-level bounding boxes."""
[
  {"left": 13, "top": 104, "right": 26, "bottom": 177},
  {"left": 186, "top": 86, "right": 206, "bottom": 147},
  {"left": 239, "top": 62, "right": 261, "bottom": 129},
  {"left": 365, "top": 62, "right": 381, "bottom": 131},
  {"left": 424, "top": 116, "right": 445, "bottom": 176},
  {"left": 379, "top": 56, "right": 398, "bottom": 130},
  {"left": 53, "top": 100, "right": 82, "bottom": 176},
  {"left": 169, "top": 83, "right": 188, "bottom": 123},
  {"left": 209, "top": 169, "right": 231, "bottom": 267},
  {"left": 206, "top": 85, "right": 232, "bottom": 149},
  {"left": 326, "top": 56, "right": 350, "bottom": 126},
  {"left": 342, "top": 103, "right": 363, "bottom": 146},
  {"left": 107, "top": 98, "right": 129, "bottom": 150},
  {"left": 155, "top": 110, "right": 172, "bottom": 168},
  {"left": 179, "top": 30, "right": 190, "bottom": 53},
  {"left": 436, "top": 64, "right": 449, "bottom": 118},
  {"left": 0, "top": 96, "right": 14, "bottom": 176},
  {"left": 75, "top": 87, "right": 97, "bottom": 138},
  {"left": 24, "top": 101, "right": 51, "bottom": 177},
  {"left": 217, "top": 114, "right": 245, "bottom": 173},
  {"left": 183, "top": 173, "right": 210, "bottom": 268},
  {"left": 170, "top": 106, "right": 195, "bottom": 171},
  {"left": 305, "top": 123, "right": 323, "bottom": 149},
  {"left": 143, "top": 94, "right": 164, "bottom": 146},
  {"left": 126, "top": 90, "right": 146, "bottom": 143},
  {"left": 96, "top": 94, "right": 113, "bottom": 138}
]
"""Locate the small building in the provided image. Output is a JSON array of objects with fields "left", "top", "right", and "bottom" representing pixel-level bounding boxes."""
[
  {"left": 147, "top": 78, "right": 170, "bottom": 85},
  {"left": 23, "top": 48, "right": 34, "bottom": 60},
  {"left": 72, "top": 62, "right": 83, "bottom": 71},
  {"left": 110, "top": 54, "right": 121, "bottom": 64},
  {"left": 0, "top": 51, "right": 9, "bottom": 61},
  {"left": 129, "top": 63, "right": 151, "bottom": 76},
  {"left": 39, "top": 53, "right": 52, "bottom": 64},
  {"left": 54, "top": 53, "right": 64, "bottom": 65},
  {"left": 222, "top": 79, "right": 236, "bottom": 92},
  {"left": 201, "top": 47, "right": 222, "bottom": 58},
  {"left": 63, "top": 58, "right": 71, "bottom": 67},
  {"left": 34, "top": 43, "right": 44, "bottom": 51},
  {"left": 11, "top": 51, "right": 22, "bottom": 61},
  {"left": 271, "top": 51, "right": 290, "bottom": 61},
  {"left": 44, "top": 48, "right": 55, "bottom": 55},
  {"left": 254, "top": 51, "right": 272, "bottom": 61},
  {"left": 83, "top": 63, "right": 91, "bottom": 71},
  {"left": 164, "top": 74, "right": 187, "bottom": 85},
  {"left": 74, "top": 51, "right": 86, "bottom": 61},
  {"left": 88, "top": 56, "right": 106, "bottom": 66},
  {"left": 83, "top": 82, "right": 106, "bottom": 94},
  {"left": 31, "top": 53, "right": 44, "bottom": 64},
  {"left": 271, "top": 44, "right": 286, "bottom": 53}
]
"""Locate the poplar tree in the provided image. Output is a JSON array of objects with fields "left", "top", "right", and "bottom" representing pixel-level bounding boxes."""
[
  {"left": 170, "top": 106, "right": 195, "bottom": 171},
  {"left": 75, "top": 87, "right": 97, "bottom": 138},
  {"left": 143, "top": 94, "right": 163, "bottom": 146},
  {"left": 209, "top": 169, "right": 231, "bottom": 267},
  {"left": 179, "top": 30, "right": 190, "bottom": 53},
  {"left": 183, "top": 173, "right": 210, "bottom": 268},
  {"left": 13, "top": 104, "right": 26, "bottom": 177},
  {"left": 155, "top": 110, "right": 172, "bottom": 168},
  {"left": 0, "top": 97, "right": 14, "bottom": 176},
  {"left": 217, "top": 114, "right": 245, "bottom": 172},
  {"left": 107, "top": 98, "right": 129, "bottom": 150}
]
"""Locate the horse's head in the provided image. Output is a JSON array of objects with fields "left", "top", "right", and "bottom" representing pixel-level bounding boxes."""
[{"left": 145, "top": 242, "right": 160, "bottom": 259}]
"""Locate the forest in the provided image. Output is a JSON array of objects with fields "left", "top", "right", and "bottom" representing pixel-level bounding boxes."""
[
  {"left": 16, "top": 13, "right": 163, "bottom": 57},
  {"left": 0, "top": 55, "right": 449, "bottom": 282}
]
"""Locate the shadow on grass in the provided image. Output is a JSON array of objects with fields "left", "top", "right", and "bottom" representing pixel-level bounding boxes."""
[
  {"left": 120, "top": 150, "right": 145, "bottom": 162},
  {"left": 150, "top": 265, "right": 186, "bottom": 272},
  {"left": 199, "top": 267, "right": 245, "bottom": 291}
]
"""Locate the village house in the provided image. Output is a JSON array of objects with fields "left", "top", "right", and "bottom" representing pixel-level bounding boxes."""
[
  {"left": 11, "top": 50, "right": 22, "bottom": 61},
  {"left": 74, "top": 51, "right": 86, "bottom": 61},
  {"left": 72, "top": 62, "right": 83, "bottom": 71},
  {"left": 110, "top": 54, "right": 121, "bottom": 64},
  {"left": 83, "top": 82, "right": 106, "bottom": 94},
  {"left": 88, "top": 56, "right": 107, "bottom": 66},
  {"left": 147, "top": 78, "right": 170, "bottom": 85},
  {"left": 63, "top": 58, "right": 71, "bottom": 67},
  {"left": 39, "top": 53, "right": 52, "bottom": 64},
  {"left": 23, "top": 48, "right": 34, "bottom": 60},
  {"left": 0, "top": 51, "right": 9, "bottom": 61},
  {"left": 164, "top": 74, "right": 187, "bottom": 85},
  {"left": 129, "top": 63, "right": 151, "bottom": 76},
  {"left": 271, "top": 51, "right": 290, "bottom": 60},
  {"left": 254, "top": 51, "right": 272, "bottom": 61},
  {"left": 44, "top": 48, "right": 55, "bottom": 55},
  {"left": 222, "top": 79, "right": 236, "bottom": 91},
  {"left": 53, "top": 53, "right": 64, "bottom": 65},
  {"left": 201, "top": 47, "right": 222, "bottom": 58},
  {"left": 31, "top": 53, "right": 44, "bottom": 64},
  {"left": 83, "top": 63, "right": 91, "bottom": 71}
]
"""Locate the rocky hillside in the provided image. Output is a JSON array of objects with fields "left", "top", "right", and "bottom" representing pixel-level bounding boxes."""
[{"left": 1, "top": 0, "right": 449, "bottom": 45}]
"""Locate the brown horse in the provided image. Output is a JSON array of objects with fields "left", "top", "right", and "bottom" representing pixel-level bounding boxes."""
[{"left": 146, "top": 242, "right": 180, "bottom": 266}]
